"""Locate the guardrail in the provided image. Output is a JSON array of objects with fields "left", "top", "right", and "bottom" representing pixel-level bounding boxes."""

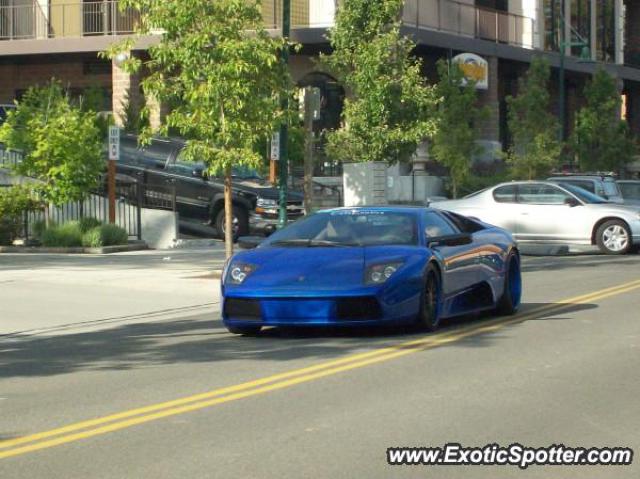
[
  {"left": 0, "top": 0, "right": 534, "bottom": 50},
  {"left": 0, "top": 1, "right": 140, "bottom": 41},
  {"left": 402, "top": 0, "right": 534, "bottom": 49}
]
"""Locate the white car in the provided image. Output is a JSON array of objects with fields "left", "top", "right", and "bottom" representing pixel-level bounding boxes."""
[{"left": 432, "top": 181, "right": 640, "bottom": 255}]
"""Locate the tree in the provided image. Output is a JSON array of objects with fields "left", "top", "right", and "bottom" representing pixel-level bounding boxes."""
[
  {"left": 571, "top": 68, "right": 636, "bottom": 172},
  {"left": 0, "top": 81, "right": 104, "bottom": 207},
  {"left": 322, "top": 0, "right": 438, "bottom": 164},
  {"left": 107, "top": 0, "right": 291, "bottom": 258},
  {"left": 431, "top": 60, "right": 487, "bottom": 198},
  {"left": 506, "top": 57, "right": 561, "bottom": 179}
]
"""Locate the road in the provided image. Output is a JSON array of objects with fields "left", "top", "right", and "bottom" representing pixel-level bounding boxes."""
[{"left": 1, "top": 251, "right": 639, "bottom": 478}]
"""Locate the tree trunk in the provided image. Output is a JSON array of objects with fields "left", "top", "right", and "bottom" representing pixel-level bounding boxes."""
[
  {"left": 452, "top": 180, "right": 458, "bottom": 199},
  {"left": 224, "top": 167, "right": 234, "bottom": 259}
]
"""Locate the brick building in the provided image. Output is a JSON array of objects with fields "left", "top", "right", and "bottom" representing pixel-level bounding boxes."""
[{"left": 0, "top": 1, "right": 638, "bottom": 169}]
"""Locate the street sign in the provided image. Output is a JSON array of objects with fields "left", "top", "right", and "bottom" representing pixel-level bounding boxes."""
[
  {"left": 108, "top": 126, "right": 120, "bottom": 161},
  {"left": 270, "top": 132, "right": 280, "bottom": 162}
]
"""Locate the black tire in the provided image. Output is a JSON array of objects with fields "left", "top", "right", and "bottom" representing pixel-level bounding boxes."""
[
  {"left": 215, "top": 206, "right": 249, "bottom": 240},
  {"left": 496, "top": 251, "right": 521, "bottom": 316},
  {"left": 416, "top": 264, "right": 441, "bottom": 331},
  {"left": 227, "top": 325, "right": 261, "bottom": 336},
  {"left": 595, "top": 220, "right": 632, "bottom": 255}
]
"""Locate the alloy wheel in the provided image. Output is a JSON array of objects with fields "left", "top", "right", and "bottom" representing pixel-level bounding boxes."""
[{"left": 602, "top": 225, "right": 629, "bottom": 252}]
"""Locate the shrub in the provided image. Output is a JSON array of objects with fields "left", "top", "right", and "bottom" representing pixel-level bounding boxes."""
[
  {"left": 82, "top": 224, "right": 128, "bottom": 247},
  {"left": 31, "top": 219, "right": 48, "bottom": 240},
  {"left": 40, "top": 222, "right": 83, "bottom": 247},
  {"left": 78, "top": 217, "right": 102, "bottom": 233},
  {"left": 0, "top": 185, "right": 42, "bottom": 245}
]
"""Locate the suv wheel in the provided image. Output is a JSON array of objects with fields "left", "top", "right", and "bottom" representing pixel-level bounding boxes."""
[
  {"left": 596, "top": 220, "right": 632, "bottom": 255},
  {"left": 215, "top": 207, "right": 248, "bottom": 240}
]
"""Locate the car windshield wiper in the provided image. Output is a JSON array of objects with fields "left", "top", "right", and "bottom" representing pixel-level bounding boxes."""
[
  {"left": 270, "top": 239, "right": 360, "bottom": 247},
  {"left": 270, "top": 239, "right": 312, "bottom": 247},
  {"left": 308, "top": 240, "right": 361, "bottom": 247}
]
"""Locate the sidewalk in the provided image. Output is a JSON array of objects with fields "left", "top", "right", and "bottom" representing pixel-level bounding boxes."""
[{"left": 0, "top": 243, "right": 229, "bottom": 337}]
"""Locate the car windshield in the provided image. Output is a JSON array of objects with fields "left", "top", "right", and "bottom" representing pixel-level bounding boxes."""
[
  {"left": 618, "top": 182, "right": 640, "bottom": 200},
  {"left": 232, "top": 165, "right": 262, "bottom": 180},
  {"left": 560, "top": 184, "right": 609, "bottom": 204},
  {"left": 176, "top": 150, "right": 262, "bottom": 180},
  {"left": 262, "top": 210, "right": 418, "bottom": 247}
]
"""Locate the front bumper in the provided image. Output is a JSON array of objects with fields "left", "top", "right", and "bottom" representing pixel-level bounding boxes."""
[
  {"left": 249, "top": 208, "right": 304, "bottom": 235},
  {"left": 222, "top": 293, "right": 420, "bottom": 328}
]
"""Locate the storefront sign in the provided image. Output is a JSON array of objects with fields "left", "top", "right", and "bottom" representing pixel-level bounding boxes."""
[{"left": 452, "top": 53, "right": 489, "bottom": 90}]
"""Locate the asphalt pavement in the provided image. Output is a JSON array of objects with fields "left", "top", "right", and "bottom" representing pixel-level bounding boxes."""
[{"left": 1, "top": 249, "right": 639, "bottom": 478}]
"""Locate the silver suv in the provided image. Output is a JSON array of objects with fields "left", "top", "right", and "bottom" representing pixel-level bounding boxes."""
[{"left": 547, "top": 175, "right": 624, "bottom": 203}]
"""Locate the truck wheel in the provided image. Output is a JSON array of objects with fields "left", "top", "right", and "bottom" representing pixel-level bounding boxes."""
[{"left": 215, "top": 207, "right": 248, "bottom": 240}]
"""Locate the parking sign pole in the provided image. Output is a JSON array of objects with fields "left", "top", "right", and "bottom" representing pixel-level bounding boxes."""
[{"left": 108, "top": 126, "right": 120, "bottom": 224}]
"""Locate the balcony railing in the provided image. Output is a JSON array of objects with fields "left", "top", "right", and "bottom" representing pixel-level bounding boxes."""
[
  {"left": 0, "top": 1, "right": 139, "bottom": 41},
  {"left": 402, "top": 0, "right": 534, "bottom": 49},
  {"left": 0, "top": 0, "right": 533, "bottom": 50}
]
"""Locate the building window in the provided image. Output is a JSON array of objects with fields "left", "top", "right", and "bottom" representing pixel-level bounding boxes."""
[
  {"left": 596, "top": 0, "right": 615, "bottom": 62},
  {"left": 543, "top": 0, "right": 562, "bottom": 52},
  {"left": 571, "top": 0, "right": 591, "bottom": 56}
]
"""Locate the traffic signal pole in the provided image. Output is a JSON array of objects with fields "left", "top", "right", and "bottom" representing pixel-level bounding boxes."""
[{"left": 278, "top": 0, "right": 290, "bottom": 228}]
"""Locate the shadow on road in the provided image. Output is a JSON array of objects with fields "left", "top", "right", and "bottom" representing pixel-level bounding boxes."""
[
  {"left": 522, "top": 254, "right": 640, "bottom": 273},
  {"left": 0, "top": 302, "right": 598, "bottom": 379}
]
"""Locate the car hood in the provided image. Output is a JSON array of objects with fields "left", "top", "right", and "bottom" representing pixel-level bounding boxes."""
[
  {"left": 232, "top": 180, "right": 304, "bottom": 202},
  {"left": 230, "top": 246, "right": 366, "bottom": 290}
]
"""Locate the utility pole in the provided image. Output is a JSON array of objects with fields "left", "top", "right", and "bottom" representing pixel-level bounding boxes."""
[{"left": 278, "top": 0, "right": 290, "bottom": 228}]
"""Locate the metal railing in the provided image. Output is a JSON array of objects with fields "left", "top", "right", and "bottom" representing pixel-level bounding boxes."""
[
  {"left": 1, "top": 1, "right": 534, "bottom": 50},
  {"left": 0, "top": 178, "right": 177, "bottom": 243},
  {"left": 0, "top": 145, "right": 23, "bottom": 169},
  {"left": 402, "top": 0, "right": 534, "bottom": 49},
  {"left": 0, "top": 1, "right": 140, "bottom": 41}
]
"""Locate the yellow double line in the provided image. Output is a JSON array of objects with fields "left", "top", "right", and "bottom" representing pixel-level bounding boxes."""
[{"left": 2, "top": 278, "right": 640, "bottom": 460}]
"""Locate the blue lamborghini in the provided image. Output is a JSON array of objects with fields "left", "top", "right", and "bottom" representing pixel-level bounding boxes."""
[{"left": 221, "top": 206, "right": 522, "bottom": 335}]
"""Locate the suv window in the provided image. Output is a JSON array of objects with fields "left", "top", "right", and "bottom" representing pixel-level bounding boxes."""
[
  {"left": 493, "top": 185, "right": 516, "bottom": 203},
  {"left": 556, "top": 179, "right": 596, "bottom": 194},
  {"left": 138, "top": 142, "right": 172, "bottom": 169},
  {"left": 518, "top": 184, "right": 572, "bottom": 205},
  {"left": 119, "top": 138, "right": 141, "bottom": 165},
  {"left": 603, "top": 180, "right": 620, "bottom": 197},
  {"left": 619, "top": 182, "right": 640, "bottom": 200}
]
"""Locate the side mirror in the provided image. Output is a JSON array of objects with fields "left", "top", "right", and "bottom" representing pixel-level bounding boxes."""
[
  {"left": 238, "top": 236, "right": 263, "bottom": 250},
  {"left": 564, "top": 197, "right": 580, "bottom": 207},
  {"left": 428, "top": 233, "right": 473, "bottom": 248}
]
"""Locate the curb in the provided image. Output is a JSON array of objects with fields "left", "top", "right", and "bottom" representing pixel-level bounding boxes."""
[{"left": 0, "top": 242, "right": 149, "bottom": 255}]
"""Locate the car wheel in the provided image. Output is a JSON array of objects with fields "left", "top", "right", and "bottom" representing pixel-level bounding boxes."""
[
  {"left": 226, "top": 325, "right": 261, "bottom": 336},
  {"left": 496, "top": 251, "right": 521, "bottom": 316},
  {"left": 596, "top": 220, "right": 632, "bottom": 255},
  {"left": 215, "top": 206, "right": 249, "bottom": 240},
  {"left": 417, "top": 264, "right": 441, "bottom": 331}
]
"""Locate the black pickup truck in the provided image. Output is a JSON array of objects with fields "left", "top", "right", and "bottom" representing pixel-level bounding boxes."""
[{"left": 116, "top": 135, "right": 304, "bottom": 237}]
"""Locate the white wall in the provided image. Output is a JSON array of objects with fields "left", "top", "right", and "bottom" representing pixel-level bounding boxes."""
[
  {"left": 509, "top": 0, "right": 541, "bottom": 49},
  {"left": 309, "top": 0, "right": 336, "bottom": 27}
]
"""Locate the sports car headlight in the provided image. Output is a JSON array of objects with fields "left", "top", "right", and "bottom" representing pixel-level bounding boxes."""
[
  {"left": 365, "top": 262, "right": 403, "bottom": 285},
  {"left": 226, "top": 262, "right": 257, "bottom": 285}
]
